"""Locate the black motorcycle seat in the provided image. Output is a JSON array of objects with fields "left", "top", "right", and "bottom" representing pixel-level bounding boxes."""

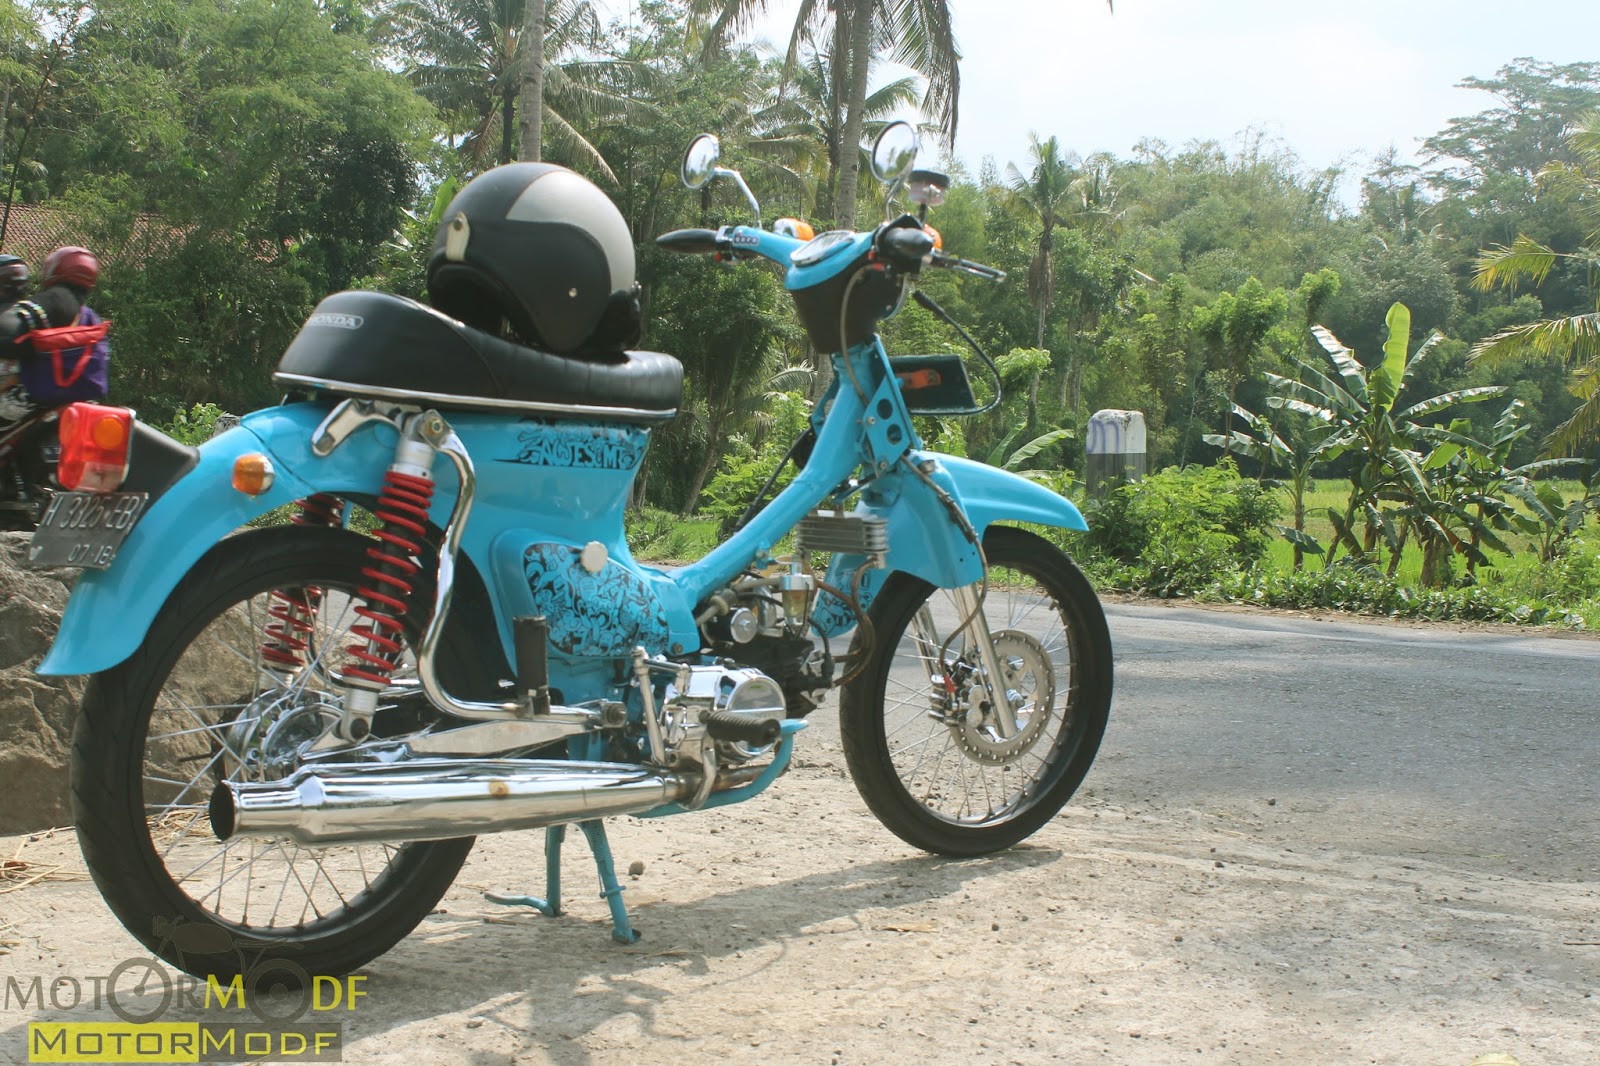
[{"left": 273, "top": 290, "right": 683, "bottom": 420}]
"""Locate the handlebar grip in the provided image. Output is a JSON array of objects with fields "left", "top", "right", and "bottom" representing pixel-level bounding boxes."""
[
  {"left": 700, "top": 709, "right": 782, "bottom": 747},
  {"left": 878, "top": 226, "right": 936, "bottom": 265},
  {"left": 657, "top": 228, "right": 725, "bottom": 254}
]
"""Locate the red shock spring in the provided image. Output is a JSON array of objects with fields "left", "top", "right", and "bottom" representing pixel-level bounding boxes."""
[
  {"left": 344, "top": 471, "right": 434, "bottom": 687},
  {"left": 294, "top": 492, "right": 345, "bottom": 528},
  {"left": 260, "top": 494, "right": 346, "bottom": 667}
]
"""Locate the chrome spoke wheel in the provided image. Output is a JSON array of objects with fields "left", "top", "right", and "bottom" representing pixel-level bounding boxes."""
[
  {"left": 142, "top": 585, "right": 417, "bottom": 932},
  {"left": 73, "top": 526, "right": 474, "bottom": 979},
  {"left": 840, "top": 527, "right": 1112, "bottom": 856}
]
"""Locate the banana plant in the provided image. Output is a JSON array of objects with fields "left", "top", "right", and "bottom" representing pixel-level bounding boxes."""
[
  {"left": 1402, "top": 406, "right": 1527, "bottom": 585},
  {"left": 1204, "top": 402, "right": 1338, "bottom": 570},
  {"left": 1266, "top": 303, "right": 1505, "bottom": 572},
  {"left": 1499, "top": 437, "right": 1600, "bottom": 563},
  {"left": 981, "top": 425, "right": 1075, "bottom": 488}
]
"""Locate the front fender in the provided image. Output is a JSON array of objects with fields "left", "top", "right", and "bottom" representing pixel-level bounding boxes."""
[
  {"left": 36, "top": 405, "right": 391, "bottom": 676},
  {"left": 816, "top": 452, "right": 1088, "bottom": 637},
  {"left": 938, "top": 453, "right": 1088, "bottom": 536},
  {"left": 875, "top": 451, "right": 1086, "bottom": 587}
]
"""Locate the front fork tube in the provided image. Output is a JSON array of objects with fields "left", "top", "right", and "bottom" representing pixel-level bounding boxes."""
[{"left": 949, "top": 582, "right": 1020, "bottom": 738}]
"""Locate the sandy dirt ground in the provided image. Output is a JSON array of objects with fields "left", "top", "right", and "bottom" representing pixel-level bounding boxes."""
[{"left": 2, "top": 601, "right": 1598, "bottom": 1065}]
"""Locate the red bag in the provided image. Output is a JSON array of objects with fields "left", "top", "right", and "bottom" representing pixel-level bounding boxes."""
[{"left": 16, "top": 307, "right": 110, "bottom": 389}]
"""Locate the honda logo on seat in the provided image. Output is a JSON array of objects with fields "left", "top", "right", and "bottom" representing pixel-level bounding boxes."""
[{"left": 308, "top": 313, "right": 364, "bottom": 330}]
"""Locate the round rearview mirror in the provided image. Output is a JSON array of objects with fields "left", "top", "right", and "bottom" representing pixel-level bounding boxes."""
[
  {"left": 870, "top": 122, "right": 919, "bottom": 186},
  {"left": 682, "top": 134, "right": 721, "bottom": 191}
]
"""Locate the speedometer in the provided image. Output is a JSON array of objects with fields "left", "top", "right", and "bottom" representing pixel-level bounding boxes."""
[{"left": 789, "top": 229, "right": 856, "bottom": 267}]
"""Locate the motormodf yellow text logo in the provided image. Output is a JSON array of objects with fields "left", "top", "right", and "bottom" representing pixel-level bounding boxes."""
[
  {"left": 13, "top": 968, "right": 366, "bottom": 1062},
  {"left": 28, "top": 1021, "right": 341, "bottom": 1062}
]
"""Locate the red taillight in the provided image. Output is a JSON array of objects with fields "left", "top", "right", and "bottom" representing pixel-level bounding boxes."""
[{"left": 58, "top": 402, "right": 134, "bottom": 492}]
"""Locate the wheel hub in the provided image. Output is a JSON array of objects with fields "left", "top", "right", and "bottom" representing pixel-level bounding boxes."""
[
  {"left": 953, "top": 630, "right": 1054, "bottom": 763},
  {"left": 225, "top": 689, "right": 342, "bottom": 779}
]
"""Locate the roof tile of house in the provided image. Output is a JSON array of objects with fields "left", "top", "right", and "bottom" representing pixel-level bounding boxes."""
[{"left": 0, "top": 203, "right": 180, "bottom": 270}]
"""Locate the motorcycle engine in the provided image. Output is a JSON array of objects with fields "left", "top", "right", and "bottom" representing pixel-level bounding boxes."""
[
  {"left": 662, "top": 664, "right": 786, "bottom": 761},
  {"left": 699, "top": 578, "right": 836, "bottom": 717}
]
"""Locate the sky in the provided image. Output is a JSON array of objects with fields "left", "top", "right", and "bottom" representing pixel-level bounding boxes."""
[{"left": 596, "top": 0, "right": 1600, "bottom": 197}]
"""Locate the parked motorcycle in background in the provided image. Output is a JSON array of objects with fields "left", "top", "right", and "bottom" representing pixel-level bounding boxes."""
[
  {"left": 30, "top": 121, "right": 1113, "bottom": 981},
  {"left": 0, "top": 408, "right": 58, "bottom": 529},
  {"left": 0, "top": 246, "right": 114, "bottom": 530}
]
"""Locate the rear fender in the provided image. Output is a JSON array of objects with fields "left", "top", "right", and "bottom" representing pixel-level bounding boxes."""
[{"left": 37, "top": 404, "right": 406, "bottom": 676}]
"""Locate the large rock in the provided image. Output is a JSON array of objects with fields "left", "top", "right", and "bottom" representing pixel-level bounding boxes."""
[{"left": 0, "top": 531, "right": 83, "bottom": 832}]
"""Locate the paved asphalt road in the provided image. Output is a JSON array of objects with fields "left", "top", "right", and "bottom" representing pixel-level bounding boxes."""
[
  {"left": 4, "top": 598, "right": 1598, "bottom": 1062},
  {"left": 1098, "top": 601, "right": 1600, "bottom": 881}
]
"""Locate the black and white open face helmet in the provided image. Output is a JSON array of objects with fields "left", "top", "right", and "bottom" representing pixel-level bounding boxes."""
[{"left": 426, "top": 163, "right": 640, "bottom": 355}]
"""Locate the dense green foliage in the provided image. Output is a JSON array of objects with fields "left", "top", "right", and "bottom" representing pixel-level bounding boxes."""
[
  {"left": 1, "top": 1, "right": 1596, "bottom": 561},
  {"left": 1472, "top": 108, "right": 1600, "bottom": 457},
  {"left": 1074, "top": 462, "right": 1280, "bottom": 596}
]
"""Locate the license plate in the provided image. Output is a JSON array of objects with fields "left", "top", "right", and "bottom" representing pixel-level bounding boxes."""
[{"left": 25, "top": 491, "right": 148, "bottom": 569}]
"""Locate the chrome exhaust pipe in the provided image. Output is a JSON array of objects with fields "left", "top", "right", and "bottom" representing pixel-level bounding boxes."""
[{"left": 209, "top": 759, "right": 694, "bottom": 846}]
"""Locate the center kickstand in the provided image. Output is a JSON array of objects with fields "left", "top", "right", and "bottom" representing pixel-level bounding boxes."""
[{"left": 484, "top": 819, "right": 641, "bottom": 945}]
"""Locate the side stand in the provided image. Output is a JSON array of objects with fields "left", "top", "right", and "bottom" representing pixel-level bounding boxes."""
[{"left": 484, "top": 819, "right": 641, "bottom": 945}]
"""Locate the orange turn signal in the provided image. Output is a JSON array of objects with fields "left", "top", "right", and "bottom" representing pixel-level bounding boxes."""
[
  {"left": 924, "top": 224, "right": 943, "bottom": 250},
  {"left": 90, "top": 415, "right": 129, "bottom": 451},
  {"left": 231, "top": 453, "right": 275, "bottom": 496},
  {"left": 774, "top": 217, "right": 816, "bottom": 241}
]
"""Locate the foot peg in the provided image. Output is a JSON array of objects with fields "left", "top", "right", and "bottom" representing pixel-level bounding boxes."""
[
  {"left": 700, "top": 709, "right": 780, "bottom": 747},
  {"left": 513, "top": 615, "right": 551, "bottom": 714}
]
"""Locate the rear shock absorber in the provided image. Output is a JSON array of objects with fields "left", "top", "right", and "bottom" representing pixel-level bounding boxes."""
[
  {"left": 340, "top": 427, "right": 439, "bottom": 734},
  {"left": 260, "top": 494, "right": 347, "bottom": 668}
]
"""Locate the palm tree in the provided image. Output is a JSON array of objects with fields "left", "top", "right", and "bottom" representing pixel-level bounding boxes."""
[
  {"left": 1007, "top": 134, "right": 1079, "bottom": 352},
  {"left": 754, "top": 30, "right": 922, "bottom": 216},
  {"left": 1471, "top": 110, "right": 1600, "bottom": 458},
  {"left": 690, "top": 0, "right": 959, "bottom": 228},
  {"left": 518, "top": 0, "right": 544, "bottom": 160},
  {"left": 1007, "top": 134, "right": 1127, "bottom": 416},
  {"left": 378, "top": 0, "right": 632, "bottom": 177}
]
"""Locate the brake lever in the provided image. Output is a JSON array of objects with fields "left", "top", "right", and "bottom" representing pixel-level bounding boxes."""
[{"left": 933, "top": 251, "right": 1006, "bottom": 281}]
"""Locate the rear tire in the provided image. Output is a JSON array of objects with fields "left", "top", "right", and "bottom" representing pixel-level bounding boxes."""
[
  {"left": 840, "top": 526, "right": 1112, "bottom": 856},
  {"left": 72, "top": 525, "right": 475, "bottom": 980}
]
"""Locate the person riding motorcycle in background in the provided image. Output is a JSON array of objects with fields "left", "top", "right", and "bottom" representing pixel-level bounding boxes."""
[
  {"left": 0, "top": 253, "right": 29, "bottom": 307},
  {"left": 0, "top": 245, "right": 111, "bottom": 426},
  {"left": 0, "top": 253, "right": 32, "bottom": 397}
]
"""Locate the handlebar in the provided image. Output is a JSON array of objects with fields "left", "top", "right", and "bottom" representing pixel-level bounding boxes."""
[
  {"left": 657, "top": 222, "right": 1004, "bottom": 282},
  {"left": 877, "top": 225, "right": 936, "bottom": 265},
  {"left": 656, "top": 228, "right": 724, "bottom": 255},
  {"left": 875, "top": 223, "right": 1005, "bottom": 281},
  {"left": 931, "top": 250, "right": 1006, "bottom": 281}
]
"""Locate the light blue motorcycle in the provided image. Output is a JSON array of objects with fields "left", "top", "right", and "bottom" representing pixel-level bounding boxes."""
[{"left": 34, "top": 122, "right": 1111, "bottom": 980}]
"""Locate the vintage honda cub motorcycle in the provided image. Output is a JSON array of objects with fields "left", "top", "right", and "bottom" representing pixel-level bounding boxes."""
[{"left": 32, "top": 123, "right": 1112, "bottom": 980}]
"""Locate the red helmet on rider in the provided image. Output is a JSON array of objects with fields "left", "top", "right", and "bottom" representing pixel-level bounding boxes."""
[{"left": 40, "top": 246, "right": 98, "bottom": 290}]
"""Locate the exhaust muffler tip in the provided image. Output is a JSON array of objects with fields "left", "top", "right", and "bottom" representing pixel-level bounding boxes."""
[{"left": 208, "top": 781, "right": 236, "bottom": 841}]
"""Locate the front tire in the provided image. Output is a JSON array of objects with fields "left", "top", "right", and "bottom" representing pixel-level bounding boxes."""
[
  {"left": 72, "top": 525, "right": 475, "bottom": 980},
  {"left": 840, "top": 526, "right": 1112, "bottom": 855}
]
